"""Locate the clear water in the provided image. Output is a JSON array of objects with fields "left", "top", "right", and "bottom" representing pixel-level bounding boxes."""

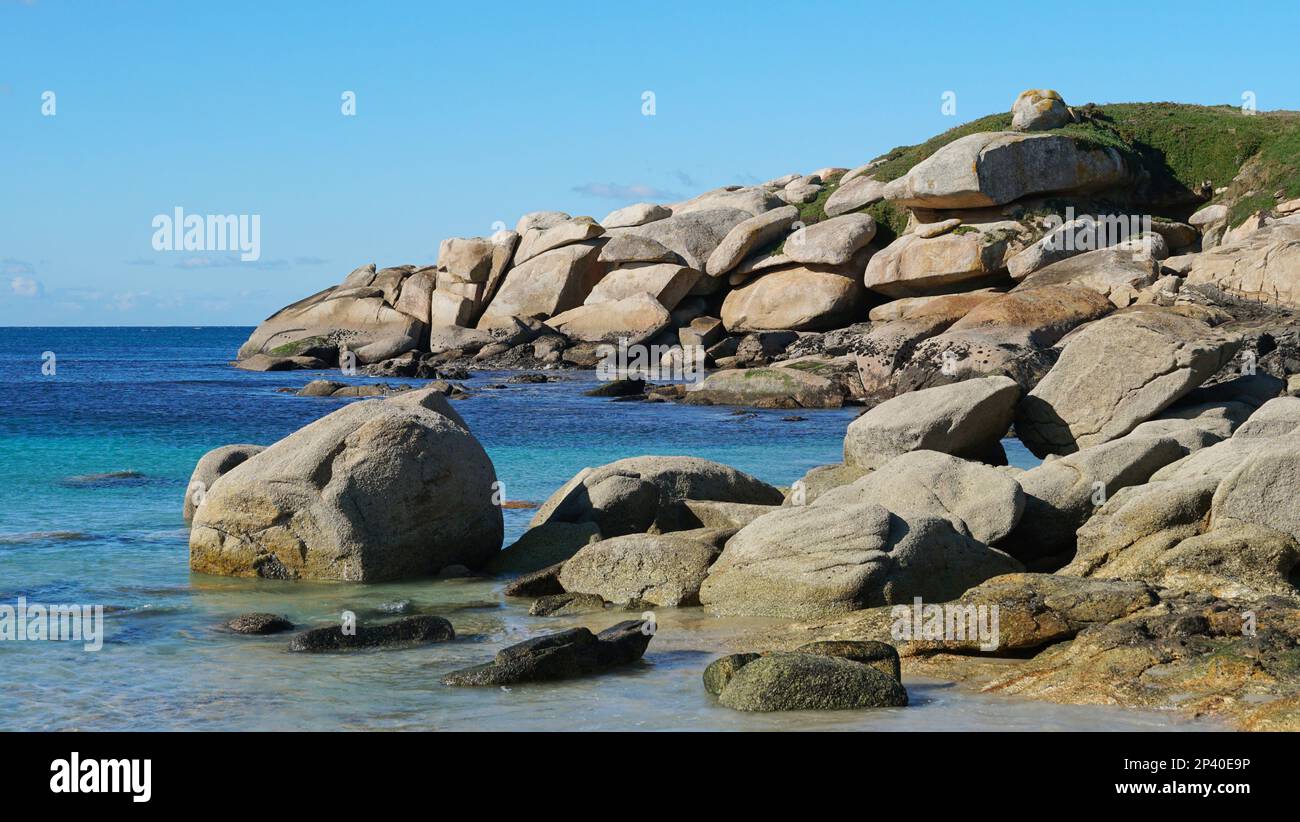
[{"left": 0, "top": 327, "right": 1213, "bottom": 730}]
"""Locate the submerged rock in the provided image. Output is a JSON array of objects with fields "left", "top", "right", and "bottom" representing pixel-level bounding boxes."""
[
  {"left": 440, "top": 620, "right": 652, "bottom": 686},
  {"left": 289, "top": 615, "right": 455, "bottom": 652},
  {"left": 716, "top": 652, "right": 907, "bottom": 712},
  {"left": 225, "top": 613, "right": 294, "bottom": 635}
]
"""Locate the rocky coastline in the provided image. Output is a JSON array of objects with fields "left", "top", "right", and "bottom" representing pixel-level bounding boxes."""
[{"left": 194, "top": 91, "right": 1300, "bottom": 728}]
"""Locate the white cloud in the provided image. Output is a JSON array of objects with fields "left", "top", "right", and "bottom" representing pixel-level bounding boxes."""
[
  {"left": 10, "top": 276, "right": 42, "bottom": 297},
  {"left": 571, "top": 182, "right": 681, "bottom": 201}
]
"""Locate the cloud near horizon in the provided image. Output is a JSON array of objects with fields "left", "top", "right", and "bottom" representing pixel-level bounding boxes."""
[{"left": 571, "top": 182, "right": 681, "bottom": 202}]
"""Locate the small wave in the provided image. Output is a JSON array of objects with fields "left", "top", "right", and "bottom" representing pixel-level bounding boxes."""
[{"left": 0, "top": 531, "right": 94, "bottom": 545}]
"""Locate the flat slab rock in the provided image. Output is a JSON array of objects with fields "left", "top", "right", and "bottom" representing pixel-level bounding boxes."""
[
  {"left": 288, "top": 615, "right": 455, "bottom": 652},
  {"left": 441, "top": 620, "right": 653, "bottom": 686}
]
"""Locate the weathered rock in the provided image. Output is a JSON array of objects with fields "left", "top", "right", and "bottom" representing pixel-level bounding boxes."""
[
  {"left": 656, "top": 499, "right": 779, "bottom": 532},
  {"left": 502, "top": 562, "right": 566, "bottom": 597},
  {"left": 704, "top": 205, "right": 799, "bottom": 277},
  {"left": 548, "top": 292, "right": 673, "bottom": 345},
  {"left": 486, "top": 521, "right": 602, "bottom": 575},
  {"left": 225, "top": 613, "right": 293, "bottom": 635},
  {"left": 784, "top": 214, "right": 877, "bottom": 266},
  {"left": 289, "top": 615, "right": 454, "bottom": 652},
  {"left": 529, "top": 592, "right": 607, "bottom": 616},
  {"left": 678, "top": 315, "right": 725, "bottom": 349},
  {"left": 606, "top": 208, "right": 750, "bottom": 270},
  {"left": 1016, "top": 309, "right": 1244, "bottom": 456},
  {"left": 721, "top": 265, "right": 864, "bottom": 332},
  {"left": 699, "top": 502, "right": 1022, "bottom": 618},
  {"left": 189, "top": 387, "right": 503, "bottom": 582},
  {"left": 682, "top": 367, "right": 845, "bottom": 409},
  {"left": 716, "top": 653, "right": 908, "bottom": 711},
  {"left": 601, "top": 202, "right": 671, "bottom": 229},
  {"left": 795, "top": 640, "right": 901, "bottom": 681},
  {"left": 598, "top": 234, "right": 682, "bottom": 265},
  {"left": 477, "top": 242, "right": 605, "bottom": 327},
  {"left": 1186, "top": 221, "right": 1300, "bottom": 308},
  {"left": 1011, "top": 89, "right": 1070, "bottom": 131},
  {"left": 815, "top": 450, "right": 1025, "bottom": 545},
  {"left": 183, "top": 444, "right": 265, "bottom": 524},
  {"left": 515, "top": 210, "right": 571, "bottom": 234},
  {"left": 703, "top": 653, "right": 761, "bottom": 696},
  {"left": 843, "top": 376, "right": 1020, "bottom": 469},
  {"left": 584, "top": 263, "right": 700, "bottom": 310},
  {"left": 237, "top": 275, "right": 427, "bottom": 362},
  {"left": 883, "top": 132, "right": 1128, "bottom": 209},
  {"left": 1000, "top": 433, "right": 1191, "bottom": 567},
  {"left": 1015, "top": 246, "right": 1161, "bottom": 306},
  {"left": 863, "top": 221, "right": 1027, "bottom": 297},
  {"left": 825, "top": 176, "right": 886, "bottom": 217},
  {"left": 438, "top": 237, "right": 495, "bottom": 283},
  {"left": 234, "top": 353, "right": 330, "bottom": 372},
  {"left": 440, "top": 620, "right": 652, "bottom": 685},
  {"left": 558, "top": 531, "right": 723, "bottom": 606},
  {"left": 393, "top": 268, "right": 435, "bottom": 325},
  {"left": 669, "top": 186, "right": 784, "bottom": 218},
  {"left": 531, "top": 456, "right": 783, "bottom": 537},
  {"left": 514, "top": 217, "right": 605, "bottom": 266}
]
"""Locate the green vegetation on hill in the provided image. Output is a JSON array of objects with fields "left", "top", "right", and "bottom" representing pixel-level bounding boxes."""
[{"left": 864, "top": 102, "right": 1300, "bottom": 227}]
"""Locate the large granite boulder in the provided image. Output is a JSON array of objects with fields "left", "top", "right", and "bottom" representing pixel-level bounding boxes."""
[
  {"left": 721, "top": 264, "right": 865, "bottom": 332},
  {"left": 531, "top": 456, "right": 783, "bottom": 537},
  {"left": 583, "top": 263, "right": 699, "bottom": 310},
  {"left": 189, "top": 387, "right": 503, "bottom": 582},
  {"left": 547, "top": 292, "right": 672, "bottom": 345},
  {"left": 1011, "top": 89, "right": 1070, "bottom": 131},
  {"left": 705, "top": 205, "right": 799, "bottom": 276},
  {"left": 699, "top": 501, "right": 1022, "bottom": 618},
  {"left": 888, "top": 285, "right": 1113, "bottom": 394},
  {"left": 843, "top": 376, "right": 1020, "bottom": 469},
  {"left": 882, "top": 132, "right": 1128, "bottom": 209},
  {"left": 682, "top": 366, "right": 845, "bottom": 409},
  {"left": 606, "top": 208, "right": 751, "bottom": 270},
  {"left": 476, "top": 242, "right": 606, "bottom": 328},
  {"left": 1186, "top": 221, "right": 1300, "bottom": 308},
  {"left": 1016, "top": 308, "right": 1243, "bottom": 456},
  {"left": 557, "top": 531, "right": 725, "bottom": 606},
  {"left": 784, "top": 214, "right": 877, "bottom": 266},
  {"left": 863, "top": 220, "right": 1027, "bottom": 297},
  {"left": 183, "top": 444, "right": 265, "bottom": 525},
  {"left": 237, "top": 267, "right": 425, "bottom": 362},
  {"left": 815, "top": 450, "right": 1024, "bottom": 545}
]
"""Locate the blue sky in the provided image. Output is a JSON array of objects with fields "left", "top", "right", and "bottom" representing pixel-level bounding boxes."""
[{"left": 3, "top": 0, "right": 1299, "bottom": 325}]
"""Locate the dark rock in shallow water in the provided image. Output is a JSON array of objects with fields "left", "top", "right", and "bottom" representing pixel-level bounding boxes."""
[
  {"left": 716, "top": 652, "right": 908, "bottom": 712},
  {"left": 60, "top": 470, "right": 147, "bottom": 488},
  {"left": 584, "top": 378, "right": 646, "bottom": 397},
  {"left": 703, "top": 653, "right": 761, "bottom": 696},
  {"left": 226, "top": 613, "right": 294, "bottom": 635},
  {"left": 289, "top": 615, "right": 455, "bottom": 652},
  {"left": 506, "top": 373, "right": 554, "bottom": 384},
  {"left": 501, "top": 562, "right": 566, "bottom": 597},
  {"left": 441, "top": 619, "right": 652, "bottom": 686},
  {"left": 795, "top": 640, "right": 901, "bottom": 682},
  {"left": 529, "top": 592, "right": 606, "bottom": 616}
]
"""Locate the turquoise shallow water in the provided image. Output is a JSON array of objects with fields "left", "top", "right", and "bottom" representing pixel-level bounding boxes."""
[{"left": 0, "top": 327, "right": 1214, "bottom": 730}]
